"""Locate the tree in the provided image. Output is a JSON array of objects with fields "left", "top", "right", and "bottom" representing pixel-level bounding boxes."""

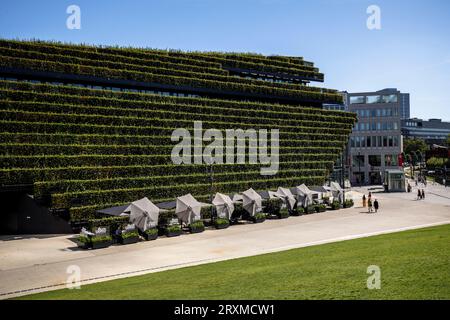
[{"left": 404, "top": 138, "right": 428, "bottom": 155}]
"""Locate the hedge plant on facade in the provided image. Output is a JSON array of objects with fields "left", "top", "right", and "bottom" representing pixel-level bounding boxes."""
[{"left": 0, "top": 40, "right": 356, "bottom": 223}]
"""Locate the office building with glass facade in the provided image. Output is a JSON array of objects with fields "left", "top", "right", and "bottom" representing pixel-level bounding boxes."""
[{"left": 347, "top": 89, "right": 403, "bottom": 185}]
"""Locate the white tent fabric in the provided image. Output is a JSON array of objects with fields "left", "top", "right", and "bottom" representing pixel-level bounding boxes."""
[
  {"left": 123, "top": 197, "right": 160, "bottom": 232},
  {"left": 293, "top": 184, "right": 314, "bottom": 207},
  {"left": 330, "top": 182, "right": 344, "bottom": 203},
  {"left": 212, "top": 193, "right": 235, "bottom": 219},
  {"left": 232, "top": 194, "right": 243, "bottom": 203},
  {"left": 242, "top": 188, "right": 262, "bottom": 216},
  {"left": 176, "top": 194, "right": 208, "bottom": 224},
  {"left": 276, "top": 187, "right": 296, "bottom": 210}
]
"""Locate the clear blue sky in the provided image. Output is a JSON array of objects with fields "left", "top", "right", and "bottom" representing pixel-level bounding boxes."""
[{"left": 1, "top": 0, "right": 449, "bottom": 120}]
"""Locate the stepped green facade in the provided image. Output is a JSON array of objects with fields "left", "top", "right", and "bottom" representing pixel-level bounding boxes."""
[{"left": 0, "top": 40, "right": 356, "bottom": 225}]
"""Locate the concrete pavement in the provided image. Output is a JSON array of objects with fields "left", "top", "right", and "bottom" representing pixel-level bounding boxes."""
[{"left": 1, "top": 184, "right": 449, "bottom": 299}]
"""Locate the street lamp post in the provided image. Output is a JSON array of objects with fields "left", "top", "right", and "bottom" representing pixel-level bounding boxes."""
[{"left": 358, "top": 151, "right": 362, "bottom": 187}]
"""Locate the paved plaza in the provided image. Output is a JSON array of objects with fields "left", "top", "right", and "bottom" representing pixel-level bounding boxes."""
[{"left": 1, "top": 183, "right": 449, "bottom": 299}]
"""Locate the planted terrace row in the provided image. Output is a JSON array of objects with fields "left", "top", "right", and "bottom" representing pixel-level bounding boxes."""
[
  {"left": 34, "top": 167, "right": 328, "bottom": 197},
  {"left": 0, "top": 153, "right": 338, "bottom": 169},
  {"left": 0, "top": 47, "right": 330, "bottom": 94},
  {"left": 0, "top": 99, "right": 354, "bottom": 131},
  {"left": 1, "top": 40, "right": 318, "bottom": 76},
  {"left": 0, "top": 56, "right": 342, "bottom": 103},
  {"left": 0, "top": 120, "right": 351, "bottom": 145},
  {"left": 0, "top": 133, "right": 345, "bottom": 148},
  {"left": 0, "top": 81, "right": 355, "bottom": 122},
  {"left": 0, "top": 110, "right": 353, "bottom": 136},
  {"left": 0, "top": 143, "right": 342, "bottom": 156},
  {"left": 0, "top": 88, "right": 355, "bottom": 127},
  {"left": 52, "top": 175, "right": 326, "bottom": 209},
  {"left": 0, "top": 43, "right": 228, "bottom": 77},
  {"left": 1, "top": 160, "right": 333, "bottom": 185},
  {"left": 0, "top": 39, "right": 222, "bottom": 69}
]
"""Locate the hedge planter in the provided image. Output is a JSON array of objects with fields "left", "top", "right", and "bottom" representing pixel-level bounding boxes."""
[
  {"left": 214, "top": 218, "right": 230, "bottom": 229},
  {"left": 315, "top": 204, "right": 326, "bottom": 213},
  {"left": 290, "top": 207, "right": 304, "bottom": 216},
  {"left": 189, "top": 221, "right": 205, "bottom": 234},
  {"left": 91, "top": 237, "right": 113, "bottom": 249},
  {"left": 343, "top": 199, "right": 354, "bottom": 208},
  {"left": 305, "top": 205, "right": 316, "bottom": 214},
  {"left": 118, "top": 231, "right": 139, "bottom": 245},
  {"left": 330, "top": 201, "right": 341, "bottom": 210},
  {"left": 75, "top": 235, "right": 91, "bottom": 249},
  {"left": 141, "top": 228, "right": 158, "bottom": 241},
  {"left": 277, "top": 209, "right": 290, "bottom": 219},
  {"left": 166, "top": 225, "right": 182, "bottom": 237},
  {"left": 251, "top": 213, "right": 266, "bottom": 223}
]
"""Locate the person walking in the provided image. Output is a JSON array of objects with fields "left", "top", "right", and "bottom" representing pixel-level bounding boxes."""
[
  {"left": 422, "top": 189, "right": 425, "bottom": 200},
  {"left": 417, "top": 189, "right": 421, "bottom": 200},
  {"left": 362, "top": 194, "right": 367, "bottom": 208},
  {"left": 368, "top": 198, "right": 373, "bottom": 213},
  {"left": 374, "top": 199, "right": 379, "bottom": 213}
]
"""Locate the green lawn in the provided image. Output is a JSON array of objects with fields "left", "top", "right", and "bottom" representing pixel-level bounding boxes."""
[{"left": 19, "top": 224, "right": 450, "bottom": 300}]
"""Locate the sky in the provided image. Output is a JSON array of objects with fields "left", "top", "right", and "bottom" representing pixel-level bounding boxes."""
[{"left": 0, "top": 0, "right": 449, "bottom": 121}]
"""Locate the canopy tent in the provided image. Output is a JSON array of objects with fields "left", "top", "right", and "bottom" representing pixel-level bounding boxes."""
[
  {"left": 176, "top": 194, "right": 209, "bottom": 225},
  {"left": 231, "top": 193, "right": 243, "bottom": 203},
  {"left": 212, "top": 193, "right": 235, "bottom": 219},
  {"left": 242, "top": 188, "right": 262, "bottom": 216},
  {"left": 274, "top": 187, "right": 296, "bottom": 211},
  {"left": 330, "top": 182, "right": 344, "bottom": 203},
  {"left": 293, "top": 184, "right": 314, "bottom": 207},
  {"left": 122, "top": 197, "right": 160, "bottom": 232}
]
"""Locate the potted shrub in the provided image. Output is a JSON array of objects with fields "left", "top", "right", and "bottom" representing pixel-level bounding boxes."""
[
  {"left": 214, "top": 218, "right": 230, "bottom": 229},
  {"left": 277, "top": 208, "right": 289, "bottom": 219},
  {"left": 142, "top": 227, "right": 158, "bottom": 241},
  {"left": 306, "top": 205, "right": 316, "bottom": 214},
  {"left": 289, "top": 206, "right": 304, "bottom": 216},
  {"left": 189, "top": 220, "right": 205, "bottom": 234},
  {"left": 315, "top": 204, "right": 327, "bottom": 213},
  {"left": 118, "top": 229, "right": 139, "bottom": 245},
  {"left": 331, "top": 200, "right": 341, "bottom": 210},
  {"left": 166, "top": 224, "right": 182, "bottom": 237},
  {"left": 75, "top": 234, "right": 91, "bottom": 249},
  {"left": 344, "top": 199, "right": 354, "bottom": 208},
  {"left": 252, "top": 213, "right": 266, "bottom": 223},
  {"left": 91, "top": 234, "right": 113, "bottom": 249}
]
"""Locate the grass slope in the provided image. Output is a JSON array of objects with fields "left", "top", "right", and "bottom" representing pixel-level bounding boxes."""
[{"left": 19, "top": 224, "right": 450, "bottom": 300}]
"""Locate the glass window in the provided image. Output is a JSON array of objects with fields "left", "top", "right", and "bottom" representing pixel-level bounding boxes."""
[
  {"left": 388, "top": 136, "right": 393, "bottom": 147},
  {"left": 393, "top": 136, "right": 399, "bottom": 147},
  {"left": 393, "top": 122, "right": 398, "bottom": 130},
  {"left": 353, "top": 155, "right": 365, "bottom": 167},
  {"left": 369, "top": 155, "right": 381, "bottom": 166},
  {"left": 371, "top": 109, "right": 377, "bottom": 117},
  {"left": 366, "top": 95, "right": 382, "bottom": 104},
  {"left": 350, "top": 137, "right": 355, "bottom": 148},
  {"left": 383, "top": 136, "right": 388, "bottom": 147},
  {"left": 382, "top": 94, "right": 398, "bottom": 103},
  {"left": 377, "top": 136, "right": 382, "bottom": 147},
  {"left": 366, "top": 136, "right": 371, "bottom": 147},
  {"left": 350, "top": 96, "right": 365, "bottom": 104},
  {"left": 385, "top": 154, "right": 398, "bottom": 166},
  {"left": 376, "top": 109, "right": 381, "bottom": 117},
  {"left": 382, "top": 123, "right": 387, "bottom": 130}
]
